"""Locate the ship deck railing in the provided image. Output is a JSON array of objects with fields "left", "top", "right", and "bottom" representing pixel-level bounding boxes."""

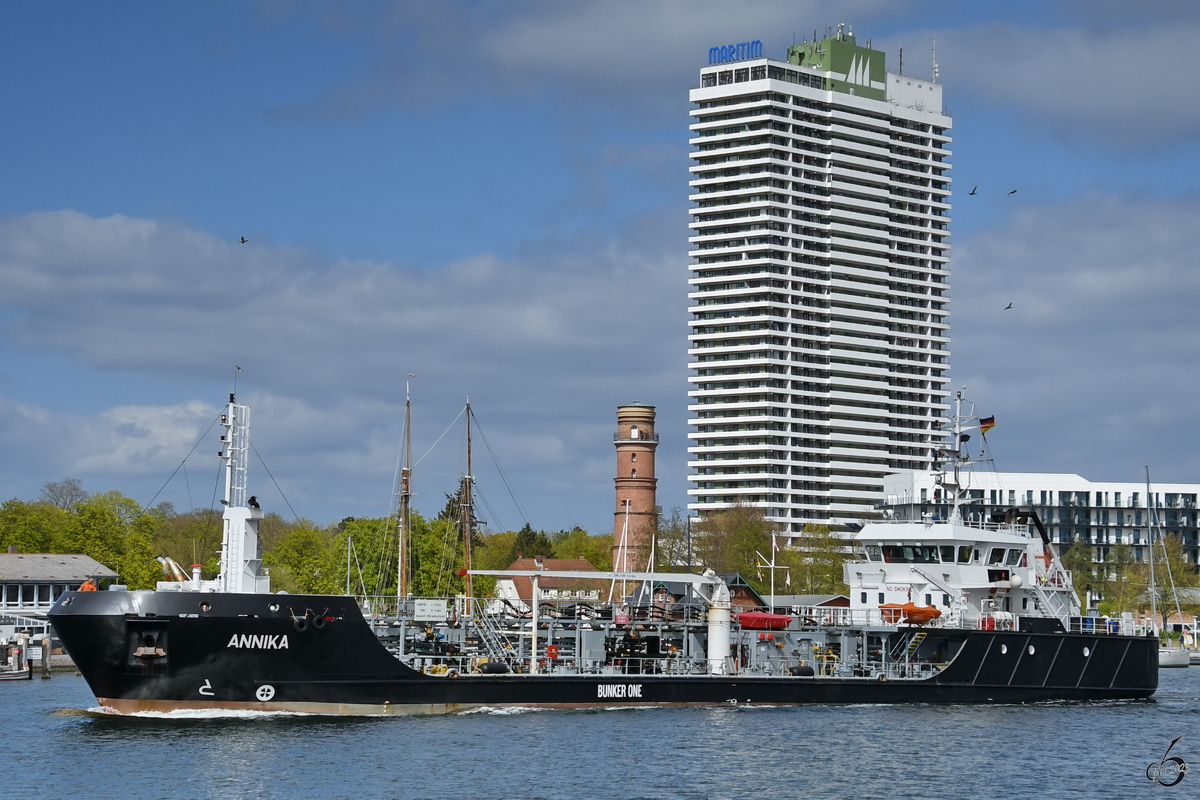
[
  {"left": 783, "top": 605, "right": 968, "bottom": 630},
  {"left": 1065, "top": 616, "right": 1153, "bottom": 637},
  {"left": 868, "top": 517, "right": 1033, "bottom": 535}
]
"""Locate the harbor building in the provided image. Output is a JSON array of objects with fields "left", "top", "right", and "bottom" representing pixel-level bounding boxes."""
[
  {"left": 884, "top": 471, "right": 1200, "bottom": 566},
  {"left": 687, "top": 26, "right": 951, "bottom": 537},
  {"left": 0, "top": 548, "right": 117, "bottom": 641}
]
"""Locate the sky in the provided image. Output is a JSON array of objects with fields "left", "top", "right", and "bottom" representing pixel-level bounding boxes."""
[{"left": 4, "top": 1, "right": 1200, "bottom": 533}]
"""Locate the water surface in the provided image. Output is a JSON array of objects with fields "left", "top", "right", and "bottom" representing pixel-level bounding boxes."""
[{"left": 5, "top": 671, "right": 1196, "bottom": 799}]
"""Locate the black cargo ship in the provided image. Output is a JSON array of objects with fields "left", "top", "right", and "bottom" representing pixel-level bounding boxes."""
[
  {"left": 48, "top": 394, "right": 1158, "bottom": 714},
  {"left": 49, "top": 586, "right": 1156, "bottom": 715}
]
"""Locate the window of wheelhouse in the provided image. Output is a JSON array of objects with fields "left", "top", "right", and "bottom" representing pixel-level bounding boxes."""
[
  {"left": 865, "top": 545, "right": 882, "bottom": 561},
  {"left": 939, "top": 546, "right": 954, "bottom": 562},
  {"left": 988, "top": 547, "right": 1006, "bottom": 565},
  {"left": 881, "top": 544, "right": 939, "bottom": 563},
  {"left": 1005, "top": 549, "right": 1023, "bottom": 566},
  {"left": 957, "top": 546, "right": 973, "bottom": 564}
]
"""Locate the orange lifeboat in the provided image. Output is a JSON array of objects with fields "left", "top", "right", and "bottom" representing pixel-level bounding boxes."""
[
  {"left": 879, "top": 603, "right": 941, "bottom": 625},
  {"left": 735, "top": 611, "right": 793, "bottom": 630}
]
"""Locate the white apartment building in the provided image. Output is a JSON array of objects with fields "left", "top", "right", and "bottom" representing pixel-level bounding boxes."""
[
  {"left": 884, "top": 470, "right": 1200, "bottom": 566},
  {"left": 687, "top": 28, "right": 951, "bottom": 537}
]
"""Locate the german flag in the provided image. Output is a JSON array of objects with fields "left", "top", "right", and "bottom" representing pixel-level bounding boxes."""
[{"left": 979, "top": 416, "right": 996, "bottom": 440}]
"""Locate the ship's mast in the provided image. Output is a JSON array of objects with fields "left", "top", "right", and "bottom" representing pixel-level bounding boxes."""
[
  {"left": 462, "top": 398, "right": 474, "bottom": 599},
  {"left": 397, "top": 381, "right": 412, "bottom": 599},
  {"left": 932, "top": 389, "right": 990, "bottom": 522},
  {"left": 216, "top": 391, "right": 269, "bottom": 594}
]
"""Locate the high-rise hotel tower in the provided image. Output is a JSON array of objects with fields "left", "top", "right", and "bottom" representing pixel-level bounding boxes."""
[{"left": 687, "top": 27, "right": 951, "bottom": 538}]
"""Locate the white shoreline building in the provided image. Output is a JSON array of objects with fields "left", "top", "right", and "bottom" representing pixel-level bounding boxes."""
[
  {"left": 885, "top": 471, "right": 1200, "bottom": 566},
  {"left": 687, "top": 27, "right": 951, "bottom": 537}
]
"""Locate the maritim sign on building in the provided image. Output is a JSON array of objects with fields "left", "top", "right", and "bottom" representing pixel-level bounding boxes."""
[{"left": 709, "top": 40, "right": 763, "bottom": 64}]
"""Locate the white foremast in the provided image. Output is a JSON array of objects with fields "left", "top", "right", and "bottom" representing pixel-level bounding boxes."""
[{"left": 217, "top": 394, "right": 270, "bottom": 594}]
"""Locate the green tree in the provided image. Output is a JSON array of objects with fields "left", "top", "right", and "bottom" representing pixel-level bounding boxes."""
[
  {"left": 507, "top": 523, "right": 554, "bottom": 563},
  {"left": 410, "top": 514, "right": 465, "bottom": 597},
  {"left": 1132, "top": 533, "right": 1200, "bottom": 629},
  {"left": 553, "top": 526, "right": 613, "bottom": 571},
  {"left": 0, "top": 499, "right": 71, "bottom": 553},
  {"left": 784, "top": 523, "right": 850, "bottom": 595},
  {"left": 1097, "top": 543, "right": 1137, "bottom": 617},
  {"left": 262, "top": 523, "right": 339, "bottom": 594},
  {"left": 121, "top": 514, "right": 163, "bottom": 590},
  {"left": 654, "top": 508, "right": 687, "bottom": 571},
  {"left": 1061, "top": 539, "right": 1096, "bottom": 611},
  {"left": 153, "top": 509, "right": 223, "bottom": 578},
  {"left": 340, "top": 516, "right": 401, "bottom": 596},
  {"left": 694, "top": 505, "right": 776, "bottom": 590},
  {"left": 61, "top": 493, "right": 133, "bottom": 575}
]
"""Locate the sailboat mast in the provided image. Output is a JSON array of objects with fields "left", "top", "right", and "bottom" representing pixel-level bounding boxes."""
[
  {"left": 398, "top": 382, "right": 412, "bottom": 599},
  {"left": 1146, "top": 466, "right": 1157, "bottom": 630},
  {"left": 462, "top": 398, "right": 474, "bottom": 598}
]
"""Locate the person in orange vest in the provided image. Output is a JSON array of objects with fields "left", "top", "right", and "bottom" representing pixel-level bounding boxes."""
[{"left": 79, "top": 578, "right": 98, "bottom": 591}]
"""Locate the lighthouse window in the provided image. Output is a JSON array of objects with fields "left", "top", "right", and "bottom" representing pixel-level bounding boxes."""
[
  {"left": 861, "top": 592, "right": 867, "bottom": 604},
  {"left": 630, "top": 453, "right": 637, "bottom": 462},
  {"left": 630, "top": 426, "right": 640, "bottom": 439},
  {"left": 631, "top": 469, "right": 637, "bottom": 477}
]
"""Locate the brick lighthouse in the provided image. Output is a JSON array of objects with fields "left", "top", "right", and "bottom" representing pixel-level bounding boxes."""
[{"left": 612, "top": 402, "right": 658, "bottom": 572}]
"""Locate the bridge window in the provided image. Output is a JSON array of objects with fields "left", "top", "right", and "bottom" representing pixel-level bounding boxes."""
[
  {"left": 958, "top": 546, "right": 973, "bottom": 564},
  {"left": 881, "top": 545, "right": 939, "bottom": 563},
  {"left": 939, "top": 546, "right": 954, "bottom": 562},
  {"left": 865, "top": 545, "right": 882, "bottom": 561},
  {"left": 988, "top": 547, "right": 1006, "bottom": 565},
  {"left": 1005, "top": 549, "right": 1023, "bottom": 567}
]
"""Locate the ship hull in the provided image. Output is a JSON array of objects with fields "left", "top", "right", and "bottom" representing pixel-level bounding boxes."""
[{"left": 50, "top": 591, "right": 1158, "bottom": 715}]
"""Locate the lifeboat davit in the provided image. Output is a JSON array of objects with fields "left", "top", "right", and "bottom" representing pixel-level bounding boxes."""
[
  {"left": 735, "top": 611, "right": 793, "bottom": 630},
  {"left": 879, "top": 603, "right": 942, "bottom": 625}
]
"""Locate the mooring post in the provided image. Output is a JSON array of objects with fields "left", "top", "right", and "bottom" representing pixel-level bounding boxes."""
[{"left": 40, "top": 634, "right": 51, "bottom": 679}]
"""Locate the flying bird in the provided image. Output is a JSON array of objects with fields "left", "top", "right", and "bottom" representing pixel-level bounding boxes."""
[
  {"left": 1008, "top": 190, "right": 1017, "bottom": 195},
  {"left": 239, "top": 236, "right": 248, "bottom": 244},
  {"left": 1004, "top": 303, "right": 1013, "bottom": 310},
  {"left": 969, "top": 186, "right": 977, "bottom": 195}
]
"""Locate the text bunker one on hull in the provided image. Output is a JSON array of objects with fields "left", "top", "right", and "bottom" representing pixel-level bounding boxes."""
[{"left": 47, "top": 394, "right": 1157, "bottom": 715}]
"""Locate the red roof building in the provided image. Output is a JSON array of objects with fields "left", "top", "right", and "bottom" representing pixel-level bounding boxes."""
[{"left": 493, "top": 558, "right": 608, "bottom": 610}]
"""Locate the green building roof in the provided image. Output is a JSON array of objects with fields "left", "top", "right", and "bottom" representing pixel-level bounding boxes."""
[{"left": 787, "top": 29, "right": 886, "bottom": 101}]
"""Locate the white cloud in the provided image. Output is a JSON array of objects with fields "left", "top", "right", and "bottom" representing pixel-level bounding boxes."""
[
  {"left": 0, "top": 210, "right": 688, "bottom": 528},
  {"left": 939, "top": 22, "right": 1200, "bottom": 148},
  {"left": 270, "top": 0, "right": 901, "bottom": 121},
  {"left": 951, "top": 195, "right": 1200, "bottom": 480}
]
